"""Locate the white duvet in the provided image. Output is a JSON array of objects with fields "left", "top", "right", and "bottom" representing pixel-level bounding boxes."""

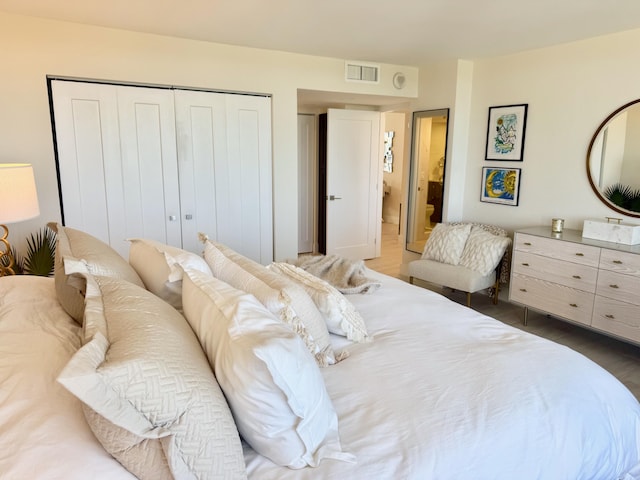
[{"left": 1, "top": 273, "right": 639, "bottom": 480}]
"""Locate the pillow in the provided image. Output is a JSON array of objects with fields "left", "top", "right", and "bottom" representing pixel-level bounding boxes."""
[
  {"left": 48, "top": 222, "right": 145, "bottom": 324},
  {"left": 128, "top": 238, "right": 212, "bottom": 311},
  {"left": 202, "top": 238, "right": 335, "bottom": 366},
  {"left": 181, "top": 268, "right": 355, "bottom": 469},
  {"left": 458, "top": 226, "right": 512, "bottom": 276},
  {"left": 268, "top": 262, "right": 370, "bottom": 343},
  {"left": 57, "top": 274, "right": 246, "bottom": 480},
  {"left": 421, "top": 222, "right": 472, "bottom": 265}
]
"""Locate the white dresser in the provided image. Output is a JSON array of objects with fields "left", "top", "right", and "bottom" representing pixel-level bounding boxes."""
[{"left": 509, "top": 226, "right": 640, "bottom": 345}]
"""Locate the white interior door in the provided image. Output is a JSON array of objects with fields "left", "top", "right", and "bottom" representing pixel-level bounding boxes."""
[
  {"left": 297, "top": 114, "right": 316, "bottom": 254},
  {"left": 326, "top": 109, "right": 381, "bottom": 260}
]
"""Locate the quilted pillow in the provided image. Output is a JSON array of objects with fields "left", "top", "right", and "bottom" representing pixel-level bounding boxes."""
[
  {"left": 128, "top": 238, "right": 212, "bottom": 311},
  {"left": 421, "top": 222, "right": 472, "bottom": 265},
  {"left": 458, "top": 226, "right": 512, "bottom": 276},
  {"left": 57, "top": 274, "right": 246, "bottom": 480},
  {"left": 268, "top": 262, "right": 370, "bottom": 343},
  {"left": 202, "top": 238, "right": 335, "bottom": 366},
  {"left": 48, "top": 222, "right": 145, "bottom": 324},
  {"left": 181, "top": 268, "right": 355, "bottom": 469}
]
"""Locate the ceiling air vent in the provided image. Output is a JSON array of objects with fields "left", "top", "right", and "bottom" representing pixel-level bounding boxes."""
[{"left": 345, "top": 61, "right": 380, "bottom": 84}]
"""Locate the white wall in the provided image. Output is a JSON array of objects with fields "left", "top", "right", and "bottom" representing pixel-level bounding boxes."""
[
  {"left": 461, "top": 28, "right": 640, "bottom": 232},
  {"left": 0, "top": 12, "right": 418, "bottom": 261}
]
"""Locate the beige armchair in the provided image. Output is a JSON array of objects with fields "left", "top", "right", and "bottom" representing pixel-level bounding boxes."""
[{"left": 408, "top": 222, "right": 511, "bottom": 307}]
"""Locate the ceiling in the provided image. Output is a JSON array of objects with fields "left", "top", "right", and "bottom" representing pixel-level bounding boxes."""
[
  {"left": 2, "top": 0, "right": 640, "bottom": 66},
  {"left": 3, "top": 1, "right": 640, "bottom": 109}
]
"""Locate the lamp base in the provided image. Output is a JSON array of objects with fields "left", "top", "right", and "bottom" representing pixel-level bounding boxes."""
[{"left": 0, "top": 224, "right": 16, "bottom": 276}]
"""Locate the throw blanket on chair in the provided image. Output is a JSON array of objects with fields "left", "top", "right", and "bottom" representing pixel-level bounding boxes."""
[{"left": 289, "top": 255, "right": 381, "bottom": 294}]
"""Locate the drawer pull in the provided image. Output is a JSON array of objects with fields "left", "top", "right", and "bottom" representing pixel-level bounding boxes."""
[
  {"left": 572, "top": 275, "right": 581, "bottom": 279},
  {"left": 519, "top": 288, "right": 527, "bottom": 292},
  {"left": 569, "top": 303, "right": 578, "bottom": 307},
  {"left": 575, "top": 253, "right": 584, "bottom": 257},
  {"left": 605, "top": 314, "right": 615, "bottom": 319},
  {"left": 524, "top": 242, "right": 532, "bottom": 246},
  {"left": 609, "top": 284, "right": 619, "bottom": 289},
  {"left": 521, "top": 263, "right": 529, "bottom": 266},
  {"left": 613, "top": 260, "right": 623, "bottom": 264}
]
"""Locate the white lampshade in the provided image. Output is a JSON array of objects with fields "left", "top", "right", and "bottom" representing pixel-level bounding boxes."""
[{"left": 0, "top": 163, "right": 40, "bottom": 224}]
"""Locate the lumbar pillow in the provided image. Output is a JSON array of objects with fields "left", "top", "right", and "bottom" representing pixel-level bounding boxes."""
[
  {"left": 57, "top": 274, "right": 246, "bottom": 480},
  {"left": 128, "top": 238, "right": 212, "bottom": 311},
  {"left": 421, "top": 222, "right": 472, "bottom": 265},
  {"left": 201, "top": 236, "right": 335, "bottom": 366},
  {"left": 182, "top": 268, "right": 355, "bottom": 469},
  {"left": 458, "top": 226, "right": 511, "bottom": 276},
  {"left": 268, "top": 262, "right": 370, "bottom": 343},
  {"left": 48, "top": 222, "right": 145, "bottom": 324}
]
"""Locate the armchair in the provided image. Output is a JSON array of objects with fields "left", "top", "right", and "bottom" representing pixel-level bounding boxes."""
[{"left": 408, "top": 222, "right": 511, "bottom": 307}]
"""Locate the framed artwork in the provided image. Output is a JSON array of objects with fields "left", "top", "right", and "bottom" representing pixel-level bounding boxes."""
[
  {"left": 481, "top": 167, "right": 521, "bottom": 206},
  {"left": 485, "top": 104, "right": 528, "bottom": 161}
]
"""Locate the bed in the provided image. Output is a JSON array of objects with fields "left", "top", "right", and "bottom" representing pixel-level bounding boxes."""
[{"left": 1, "top": 226, "right": 640, "bottom": 480}]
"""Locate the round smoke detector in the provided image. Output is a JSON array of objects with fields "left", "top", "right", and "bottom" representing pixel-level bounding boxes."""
[{"left": 393, "top": 72, "right": 406, "bottom": 90}]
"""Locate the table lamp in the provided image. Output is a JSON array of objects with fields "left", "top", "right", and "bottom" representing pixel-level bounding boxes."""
[{"left": 0, "top": 164, "right": 40, "bottom": 276}]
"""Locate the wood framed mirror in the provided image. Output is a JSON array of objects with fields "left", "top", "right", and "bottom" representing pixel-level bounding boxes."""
[
  {"left": 406, "top": 108, "right": 449, "bottom": 254},
  {"left": 587, "top": 98, "right": 640, "bottom": 218}
]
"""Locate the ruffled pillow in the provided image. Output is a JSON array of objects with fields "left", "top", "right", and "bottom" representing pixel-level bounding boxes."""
[{"left": 268, "top": 262, "right": 370, "bottom": 343}]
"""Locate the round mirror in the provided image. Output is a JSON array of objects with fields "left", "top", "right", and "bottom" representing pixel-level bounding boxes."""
[{"left": 587, "top": 99, "right": 640, "bottom": 217}]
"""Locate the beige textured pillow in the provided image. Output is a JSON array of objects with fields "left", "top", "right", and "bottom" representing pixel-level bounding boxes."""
[
  {"left": 458, "top": 226, "right": 511, "bottom": 276},
  {"left": 421, "top": 223, "right": 472, "bottom": 265},
  {"left": 268, "top": 262, "right": 370, "bottom": 343},
  {"left": 128, "top": 238, "right": 212, "bottom": 311},
  {"left": 49, "top": 223, "right": 145, "bottom": 324},
  {"left": 57, "top": 274, "right": 246, "bottom": 480},
  {"left": 202, "top": 239, "right": 336, "bottom": 366},
  {"left": 182, "top": 269, "right": 354, "bottom": 469}
]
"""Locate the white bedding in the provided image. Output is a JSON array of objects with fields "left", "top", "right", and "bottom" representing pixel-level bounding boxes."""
[{"left": 1, "top": 273, "right": 640, "bottom": 479}]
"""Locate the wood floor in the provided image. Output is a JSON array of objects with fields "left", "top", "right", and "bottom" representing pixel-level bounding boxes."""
[{"left": 365, "top": 222, "right": 640, "bottom": 400}]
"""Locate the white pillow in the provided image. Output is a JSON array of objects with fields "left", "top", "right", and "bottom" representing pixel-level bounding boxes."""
[
  {"left": 58, "top": 274, "right": 246, "bottom": 480},
  {"left": 182, "top": 268, "right": 355, "bottom": 469},
  {"left": 202, "top": 239, "right": 335, "bottom": 366},
  {"left": 458, "top": 226, "right": 512, "bottom": 276},
  {"left": 128, "top": 238, "right": 212, "bottom": 311},
  {"left": 268, "top": 262, "right": 370, "bottom": 343},
  {"left": 421, "top": 223, "right": 472, "bottom": 265}
]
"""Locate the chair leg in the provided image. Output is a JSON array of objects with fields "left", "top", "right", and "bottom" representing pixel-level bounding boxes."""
[
  {"left": 409, "top": 276, "right": 414, "bottom": 285},
  {"left": 492, "top": 280, "right": 500, "bottom": 305},
  {"left": 466, "top": 292, "right": 471, "bottom": 307}
]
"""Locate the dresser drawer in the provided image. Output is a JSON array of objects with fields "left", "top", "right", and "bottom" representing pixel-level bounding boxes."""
[
  {"left": 510, "top": 273, "right": 594, "bottom": 326},
  {"left": 596, "top": 269, "right": 640, "bottom": 306},
  {"left": 512, "top": 250, "right": 597, "bottom": 292},
  {"left": 514, "top": 233, "right": 600, "bottom": 267},
  {"left": 599, "top": 249, "right": 640, "bottom": 276},
  {"left": 592, "top": 296, "right": 640, "bottom": 343}
]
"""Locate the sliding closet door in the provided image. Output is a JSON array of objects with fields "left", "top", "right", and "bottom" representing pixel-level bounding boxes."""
[{"left": 221, "top": 94, "right": 273, "bottom": 264}]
